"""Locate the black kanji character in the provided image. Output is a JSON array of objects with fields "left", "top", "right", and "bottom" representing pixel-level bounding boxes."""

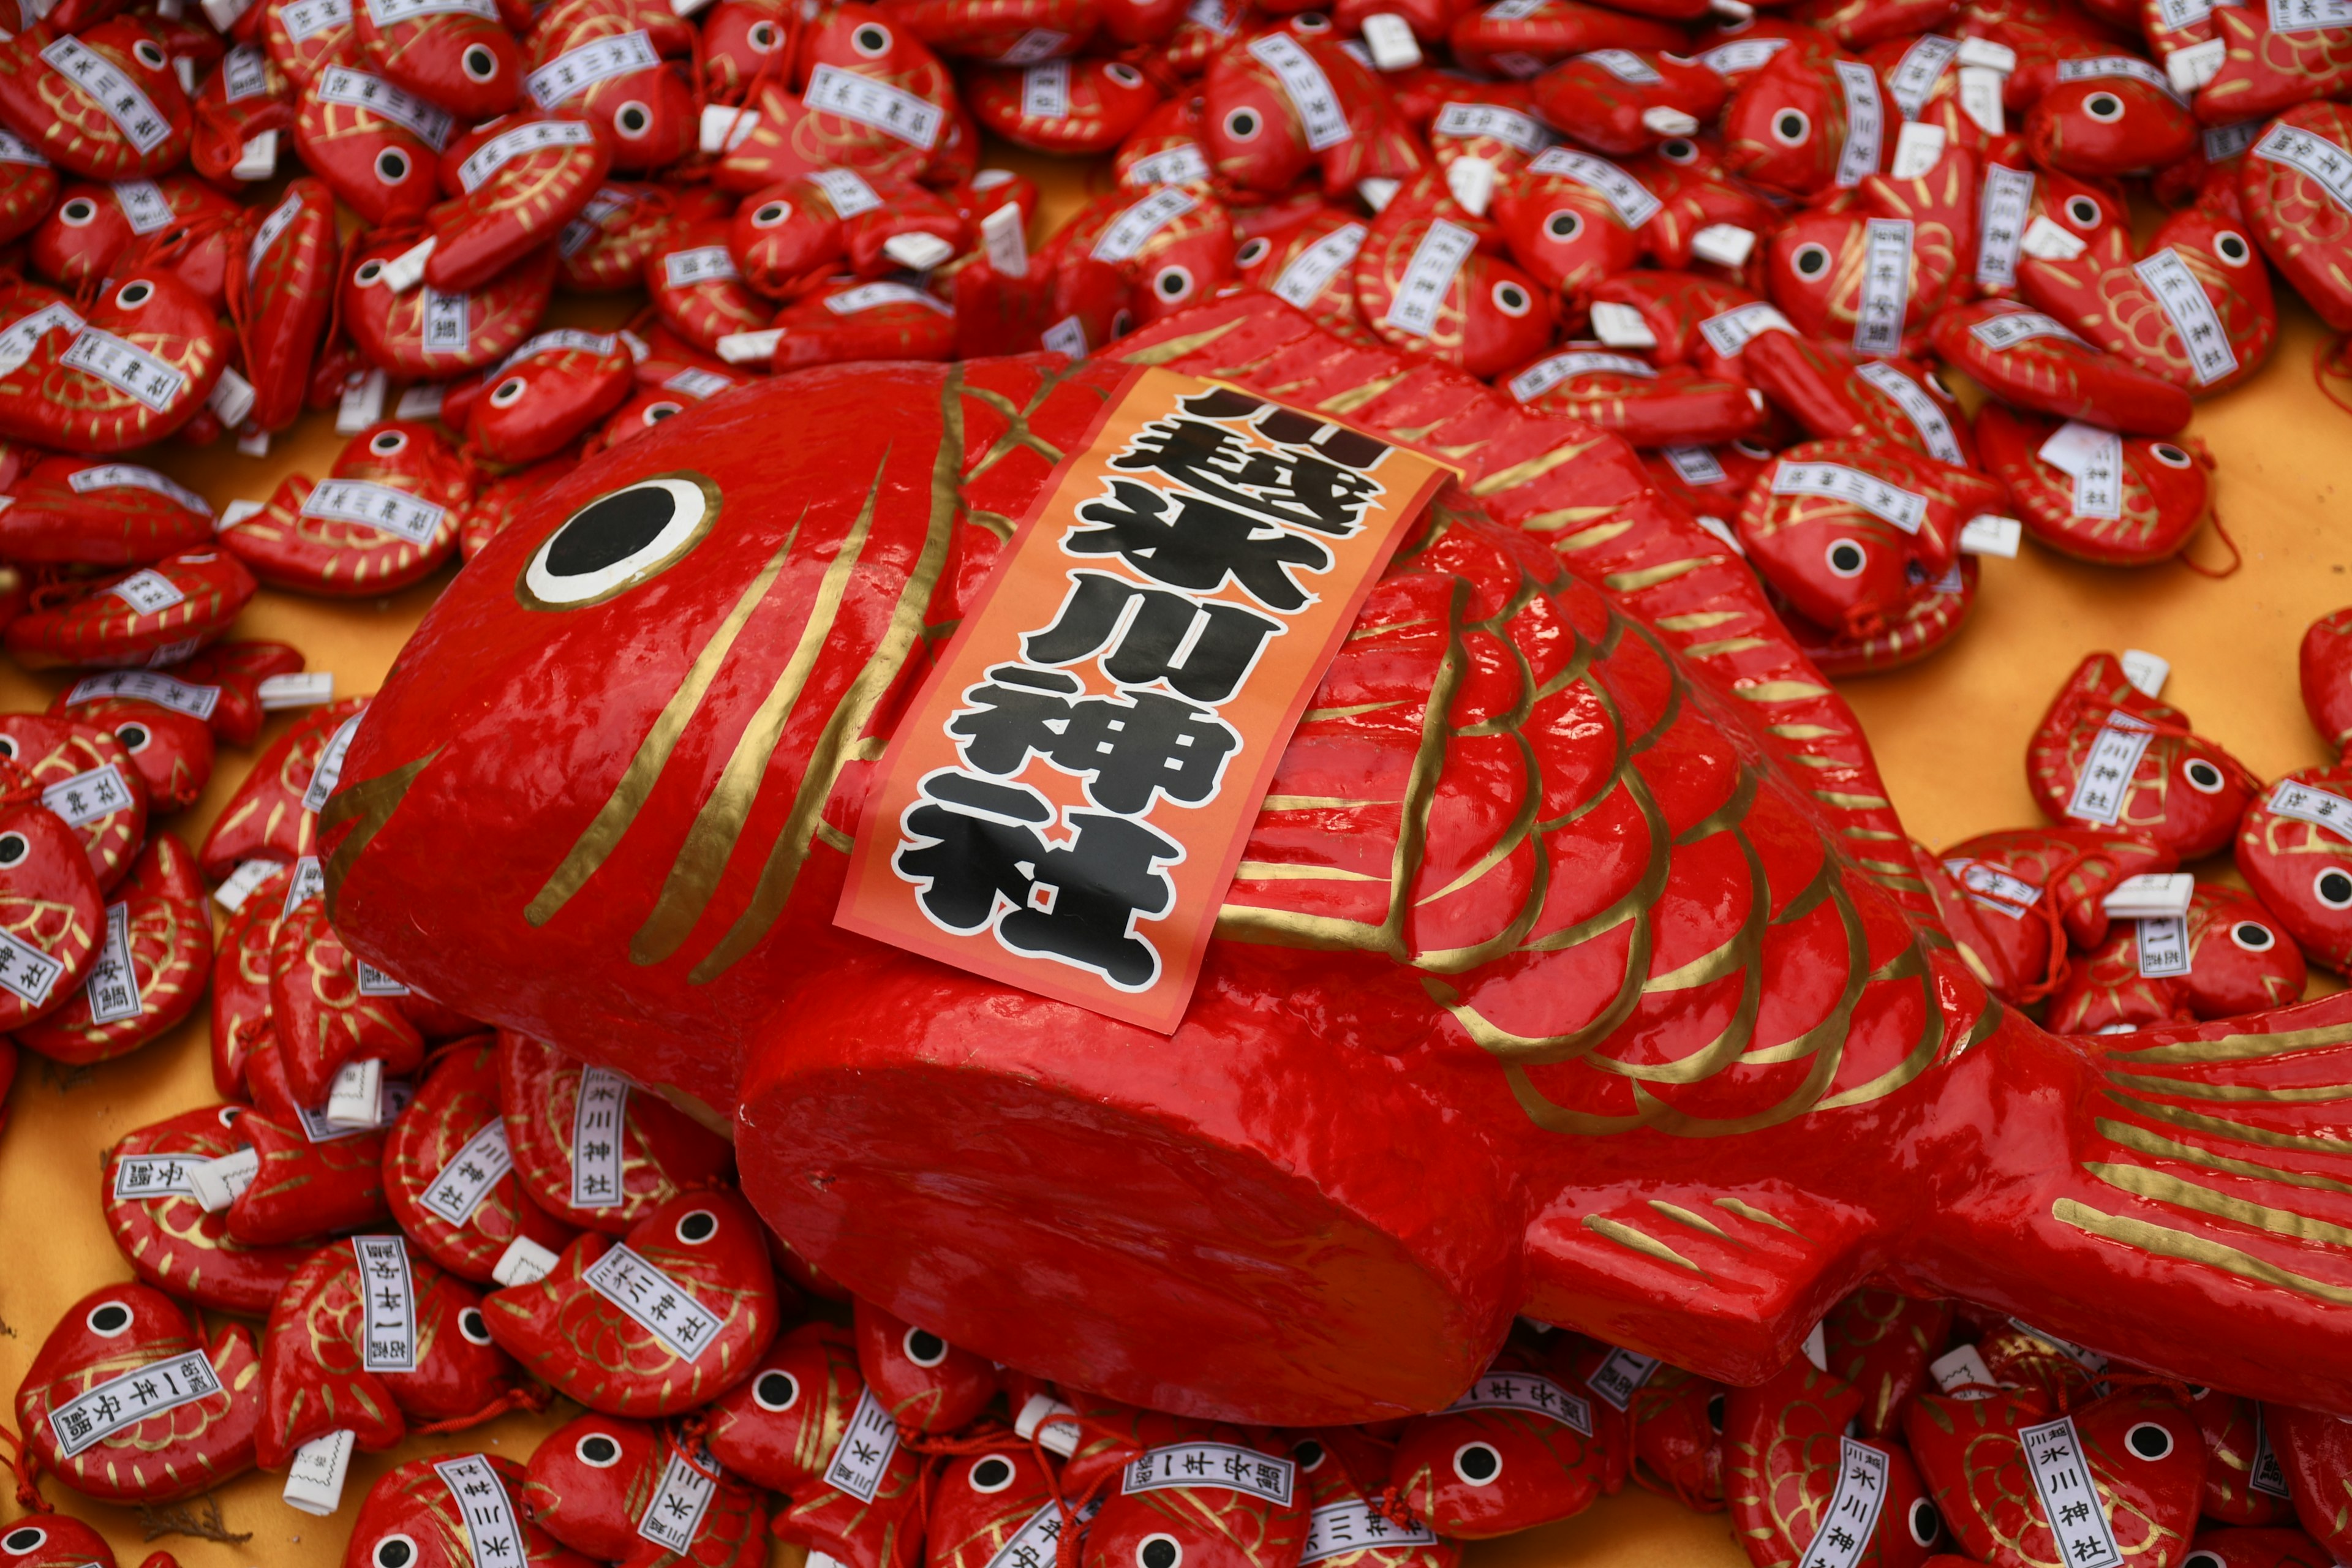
[
  {"left": 1111, "top": 413, "right": 1384, "bottom": 538},
  {"left": 949, "top": 666, "right": 1240, "bottom": 815},
  {"left": 1066, "top": 480, "right": 1332, "bottom": 612},
  {"left": 1022, "top": 573, "right": 1283, "bottom": 705}
]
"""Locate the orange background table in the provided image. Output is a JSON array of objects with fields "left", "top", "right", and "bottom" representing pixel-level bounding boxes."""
[{"left": 1, "top": 148, "right": 2348, "bottom": 1568}]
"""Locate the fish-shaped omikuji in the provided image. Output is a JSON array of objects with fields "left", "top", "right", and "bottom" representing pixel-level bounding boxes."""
[
  {"left": 2027, "top": 650, "right": 2259, "bottom": 858},
  {"left": 346, "top": 1454, "right": 600, "bottom": 1568},
  {"left": 519, "top": 1412, "right": 769, "bottom": 1568},
  {"left": 102, "top": 1103, "right": 309, "bottom": 1314},
  {"left": 322, "top": 294, "right": 2352, "bottom": 1425}
]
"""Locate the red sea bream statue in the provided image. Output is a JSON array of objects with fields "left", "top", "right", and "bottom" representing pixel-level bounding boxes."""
[{"left": 317, "top": 294, "right": 2352, "bottom": 1427}]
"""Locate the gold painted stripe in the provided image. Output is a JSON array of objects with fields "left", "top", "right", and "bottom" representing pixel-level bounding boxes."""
[
  {"left": 632, "top": 482, "right": 879, "bottom": 965},
  {"left": 2053, "top": 1198, "right": 2352, "bottom": 1305},
  {"left": 1317, "top": 372, "right": 1411, "bottom": 415},
  {"left": 2108, "top": 1093, "right": 2352, "bottom": 1156},
  {"left": 2111, "top": 1017, "right": 2352, "bottom": 1065},
  {"left": 1684, "top": 637, "right": 1770, "bottom": 659},
  {"left": 1118, "top": 318, "right": 1246, "bottom": 366},
  {"left": 1584, "top": 1215, "right": 1705, "bottom": 1274},
  {"left": 524, "top": 531, "right": 799, "bottom": 927},
  {"left": 1606, "top": 558, "right": 1712, "bottom": 593},
  {"left": 1348, "top": 617, "right": 1436, "bottom": 642},
  {"left": 1658, "top": 611, "right": 1744, "bottom": 632},
  {"left": 1737, "top": 682, "right": 1831, "bottom": 703},
  {"left": 1260, "top": 796, "right": 1389, "bottom": 811},
  {"left": 2107, "top": 1071, "right": 2352, "bottom": 1104},
  {"left": 1858, "top": 858, "right": 1914, "bottom": 875},
  {"left": 1784, "top": 755, "right": 1839, "bottom": 769},
  {"left": 1814, "top": 791, "right": 1893, "bottom": 810},
  {"left": 1714, "top": 1197, "right": 1809, "bottom": 1239},
  {"left": 1649, "top": 1200, "right": 1736, "bottom": 1242},
  {"left": 2087, "top": 1161, "right": 2352, "bottom": 1247},
  {"left": 1551, "top": 519, "right": 1636, "bottom": 552},
  {"left": 2097, "top": 1119, "right": 2352, "bottom": 1197},
  {"left": 1232, "top": 861, "right": 1385, "bottom": 882},
  {"left": 1472, "top": 439, "right": 1599, "bottom": 497},
  {"left": 1517, "top": 505, "right": 1615, "bottom": 532},
  {"left": 1769, "top": 723, "right": 1841, "bottom": 739},
  {"left": 1302, "top": 699, "right": 1405, "bottom": 723}
]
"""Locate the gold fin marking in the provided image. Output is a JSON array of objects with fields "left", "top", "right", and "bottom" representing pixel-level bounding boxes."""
[
  {"left": 1714, "top": 1197, "right": 1810, "bottom": 1240},
  {"left": 1649, "top": 1200, "right": 1738, "bottom": 1242},
  {"left": 1584, "top": 1215, "right": 1707, "bottom": 1275},
  {"left": 2053, "top": 1198, "right": 2352, "bottom": 1305},
  {"left": 2086, "top": 1162, "right": 2352, "bottom": 1247}
]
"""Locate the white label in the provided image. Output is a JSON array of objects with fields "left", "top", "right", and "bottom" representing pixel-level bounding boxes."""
[
  {"left": 45, "top": 1348, "right": 222, "bottom": 1457},
  {"left": 2021, "top": 1417, "right": 2124, "bottom": 1568},
  {"left": 983, "top": 1500, "right": 1099, "bottom": 1568},
  {"left": 559, "top": 186, "right": 638, "bottom": 255},
  {"left": 186, "top": 1145, "right": 260, "bottom": 1212},
  {"left": 492, "top": 1235, "right": 559, "bottom": 1287},
  {"left": 801, "top": 62, "right": 944, "bottom": 149},
  {"left": 301, "top": 714, "right": 361, "bottom": 812},
  {"left": 279, "top": 0, "right": 350, "bottom": 39},
  {"left": 2120, "top": 649, "right": 2168, "bottom": 698},
  {"left": 111, "top": 179, "right": 173, "bottom": 235},
  {"left": 1300, "top": 1501, "right": 1438, "bottom": 1565},
  {"left": 997, "top": 28, "right": 1069, "bottom": 61},
  {"left": 295, "top": 1078, "right": 414, "bottom": 1142},
  {"left": 1585, "top": 1347, "right": 1660, "bottom": 1411},
  {"left": 1092, "top": 186, "right": 1197, "bottom": 262},
  {"left": 418, "top": 285, "right": 469, "bottom": 353},
  {"left": 2103, "top": 872, "right": 2193, "bottom": 918},
  {"left": 0, "top": 300, "right": 82, "bottom": 380},
  {"left": 2255, "top": 122, "right": 2352, "bottom": 213},
  {"left": 260, "top": 671, "right": 334, "bottom": 711},
  {"left": 1958, "top": 63, "right": 2005, "bottom": 135},
  {"left": 571, "top": 1066, "right": 629, "bottom": 1208},
  {"left": 1852, "top": 219, "right": 1915, "bottom": 353},
  {"left": 2066, "top": 716, "right": 2155, "bottom": 825},
  {"left": 1698, "top": 36, "right": 1787, "bottom": 73},
  {"left": 112, "top": 1149, "right": 202, "bottom": 1199},
  {"left": 1247, "top": 34, "right": 1350, "bottom": 152},
  {"left": 40, "top": 38, "right": 172, "bottom": 153},
  {"left": 808, "top": 167, "right": 881, "bottom": 218},
  {"left": 2134, "top": 249, "right": 2237, "bottom": 385},
  {"left": 1945, "top": 857, "right": 2041, "bottom": 918},
  {"left": 1124, "top": 145, "right": 1211, "bottom": 186},
  {"left": 1527, "top": 146, "right": 1662, "bottom": 226},
  {"left": 328, "top": 1060, "right": 382, "bottom": 1128},
  {"left": 1796, "top": 1439, "right": 1891, "bottom": 1568},
  {"left": 83, "top": 901, "right": 141, "bottom": 1024},
  {"left": 824, "top": 281, "right": 948, "bottom": 315},
  {"left": 2271, "top": 0, "right": 2352, "bottom": 27},
  {"left": 1382, "top": 217, "right": 1477, "bottom": 337},
  {"left": 2269, "top": 778, "right": 2352, "bottom": 837},
  {"left": 2040, "top": 421, "right": 2124, "bottom": 518},
  {"left": 1887, "top": 34, "right": 1959, "bottom": 118},
  {"left": 1508, "top": 350, "right": 1656, "bottom": 401},
  {"left": 1582, "top": 47, "right": 1660, "bottom": 82},
  {"left": 1270, "top": 222, "right": 1366, "bottom": 307},
  {"left": 211, "top": 858, "right": 278, "bottom": 911},
  {"left": 303, "top": 479, "right": 450, "bottom": 548},
  {"left": 1432, "top": 101, "right": 1553, "bottom": 153},
  {"left": 222, "top": 43, "right": 270, "bottom": 100},
  {"left": 527, "top": 29, "right": 660, "bottom": 108},
  {"left": 356, "top": 961, "right": 408, "bottom": 996},
  {"left": 42, "top": 762, "right": 135, "bottom": 828},
  {"left": 366, "top": 0, "right": 495, "bottom": 21},
  {"left": 284, "top": 1428, "right": 356, "bottom": 1518},
  {"left": 1663, "top": 445, "right": 1727, "bottom": 485},
  {"left": 1770, "top": 461, "right": 1928, "bottom": 532},
  {"left": 317, "top": 68, "right": 453, "bottom": 148},
  {"left": 456, "top": 118, "right": 598, "bottom": 192},
  {"left": 499, "top": 329, "right": 617, "bottom": 373},
  {"left": 1834, "top": 59, "right": 1884, "bottom": 186},
  {"left": 2137, "top": 914, "right": 2192, "bottom": 977},
  {"left": 61, "top": 330, "right": 187, "bottom": 413},
  {"left": 1698, "top": 301, "right": 1792, "bottom": 357},
  {"left": 0, "top": 927, "right": 64, "bottom": 1009},
  {"left": 662, "top": 367, "right": 731, "bottom": 399},
  {"left": 435, "top": 1456, "right": 526, "bottom": 1568},
  {"left": 1970, "top": 307, "right": 2084, "bottom": 351},
  {"left": 1122, "top": 1442, "right": 1295, "bottom": 1504},
  {"left": 1485, "top": 0, "right": 1548, "bottom": 17},
  {"left": 2252, "top": 1410, "right": 2291, "bottom": 1496},
  {"left": 107, "top": 568, "right": 186, "bottom": 616},
  {"left": 0, "top": 127, "right": 48, "bottom": 165},
  {"left": 1020, "top": 59, "right": 1069, "bottom": 119},
  {"left": 1185, "top": 0, "right": 1239, "bottom": 29},
  {"left": 822, "top": 1386, "right": 903, "bottom": 1502},
  {"left": 1931, "top": 1343, "right": 1999, "bottom": 1396},
  {"left": 582, "top": 1243, "right": 724, "bottom": 1361},
  {"left": 2205, "top": 120, "right": 2262, "bottom": 162},
  {"left": 1855, "top": 362, "right": 1962, "bottom": 464},
  {"left": 353, "top": 1234, "right": 418, "bottom": 1371},
  {"left": 664, "top": 246, "right": 741, "bottom": 288},
  {"left": 284, "top": 854, "right": 326, "bottom": 915},
  {"left": 2056, "top": 55, "right": 2188, "bottom": 104},
  {"left": 69, "top": 463, "right": 211, "bottom": 515},
  {"left": 637, "top": 1448, "right": 718, "bottom": 1552},
  {"left": 420, "top": 1119, "right": 513, "bottom": 1227},
  {"left": 2156, "top": 0, "right": 2213, "bottom": 28},
  {"left": 1445, "top": 1370, "right": 1594, "bottom": 1434}
]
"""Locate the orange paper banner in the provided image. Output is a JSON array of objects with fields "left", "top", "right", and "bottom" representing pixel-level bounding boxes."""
[{"left": 837, "top": 365, "right": 1455, "bottom": 1032}]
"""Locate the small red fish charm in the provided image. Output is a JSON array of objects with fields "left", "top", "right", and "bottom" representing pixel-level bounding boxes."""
[
  {"left": 0, "top": 18, "right": 193, "bottom": 179},
  {"left": 1506, "top": 345, "right": 1762, "bottom": 447},
  {"left": 356, "top": 0, "right": 526, "bottom": 120},
  {"left": 2045, "top": 883, "right": 2304, "bottom": 1032},
  {"left": 560, "top": 183, "right": 671, "bottom": 292},
  {"left": 2190, "top": 1396, "right": 2296, "bottom": 1527},
  {"left": 101, "top": 1103, "right": 310, "bottom": 1315},
  {"left": 1353, "top": 186, "right": 1551, "bottom": 377},
  {"left": 342, "top": 239, "right": 559, "bottom": 377},
  {"left": 2236, "top": 764, "right": 2352, "bottom": 973},
  {"left": 519, "top": 1412, "right": 769, "bottom": 1567},
  {"left": 1387, "top": 1345, "right": 1617, "bottom": 1536},
  {"left": 1934, "top": 826, "right": 2177, "bottom": 1000},
  {"left": 1529, "top": 50, "right": 1727, "bottom": 157},
  {"left": 345, "top": 1453, "right": 598, "bottom": 1568},
  {"left": 464, "top": 330, "right": 636, "bottom": 464},
  {"left": 15, "top": 829, "right": 210, "bottom": 1062},
  {"left": 292, "top": 64, "right": 454, "bottom": 227},
  {"left": 2302, "top": 606, "right": 2352, "bottom": 756},
  {"left": 5, "top": 549, "right": 256, "bottom": 671},
  {"left": 221, "top": 420, "right": 472, "bottom": 595},
  {"left": 497, "top": 1031, "right": 737, "bottom": 1232},
  {"left": 2237, "top": 103, "right": 2352, "bottom": 332},
  {"left": 967, "top": 58, "right": 1162, "bottom": 153},
  {"left": 1050, "top": 180, "right": 1240, "bottom": 325},
  {"left": 524, "top": 0, "right": 696, "bottom": 170},
  {"left": 853, "top": 1296, "right": 997, "bottom": 1430},
  {"left": 1743, "top": 334, "right": 1974, "bottom": 466},
  {"left": 1931, "top": 300, "right": 2193, "bottom": 435},
  {"left": 754, "top": 277, "right": 957, "bottom": 371},
  {"left": 1724, "top": 44, "right": 1889, "bottom": 197},
  {"left": 2023, "top": 63, "right": 2198, "bottom": 177},
  {"left": 1726, "top": 1355, "right": 1943, "bottom": 1568},
  {"left": 647, "top": 214, "right": 772, "bottom": 353},
  {"left": 0, "top": 272, "right": 229, "bottom": 454},
  {"left": 1977, "top": 407, "right": 2209, "bottom": 565},
  {"left": 233, "top": 178, "right": 339, "bottom": 437},
  {"left": 0, "top": 455, "right": 218, "bottom": 565},
  {"left": 2192, "top": 6, "right": 2352, "bottom": 123},
  {"left": 1764, "top": 145, "right": 1977, "bottom": 353},
  {"left": 387, "top": 1035, "right": 581, "bottom": 1283},
  {"left": 2270, "top": 1406, "right": 2352, "bottom": 1561},
  {"left": 29, "top": 176, "right": 239, "bottom": 296},
  {"left": 2026, "top": 652, "right": 2258, "bottom": 859}
]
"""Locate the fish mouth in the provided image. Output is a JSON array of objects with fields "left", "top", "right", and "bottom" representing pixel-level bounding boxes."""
[{"left": 318, "top": 747, "right": 439, "bottom": 929}]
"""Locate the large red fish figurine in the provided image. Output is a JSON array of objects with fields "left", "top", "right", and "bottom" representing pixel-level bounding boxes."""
[{"left": 322, "top": 293, "right": 2352, "bottom": 1427}]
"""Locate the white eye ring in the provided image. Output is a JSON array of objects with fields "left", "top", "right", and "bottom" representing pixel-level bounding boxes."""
[
  {"left": 902, "top": 1325, "right": 950, "bottom": 1366},
  {"left": 1659, "top": 136, "right": 1698, "bottom": 162},
  {"left": 133, "top": 39, "right": 166, "bottom": 69},
  {"left": 1234, "top": 236, "right": 1270, "bottom": 267},
  {"left": 86, "top": 1299, "right": 134, "bottom": 1336},
  {"left": 355, "top": 259, "right": 386, "bottom": 285},
  {"left": 374, "top": 148, "right": 411, "bottom": 184},
  {"left": 674, "top": 1207, "right": 718, "bottom": 1243},
  {"left": 2124, "top": 1421, "right": 2176, "bottom": 1460},
  {"left": 1545, "top": 208, "right": 1583, "bottom": 241},
  {"left": 116, "top": 280, "right": 153, "bottom": 308},
  {"left": 1452, "top": 1441, "right": 1503, "bottom": 1485},
  {"left": 1136, "top": 1535, "right": 1183, "bottom": 1568},
  {"left": 2150, "top": 442, "right": 2193, "bottom": 468},
  {"left": 1825, "top": 540, "right": 1868, "bottom": 578},
  {"left": 458, "top": 1306, "right": 494, "bottom": 1344},
  {"left": 372, "top": 1533, "right": 418, "bottom": 1568},
  {"left": 1492, "top": 281, "right": 1531, "bottom": 316},
  {"left": 753, "top": 200, "right": 791, "bottom": 228},
  {"left": 490, "top": 377, "right": 527, "bottom": 408},
  {"left": 1907, "top": 1498, "right": 1940, "bottom": 1548},
  {"left": 2213, "top": 230, "right": 2252, "bottom": 267},
  {"left": 748, "top": 20, "right": 779, "bottom": 49},
  {"left": 2065, "top": 194, "right": 2102, "bottom": 228},
  {"left": 753, "top": 1369, "right": 799, "bottom": 1411},
  {"left": 59, "top": 198, "right": 95, "bottom": 226},
  {"left": 2182, "top": 758, "right": 2227, "bottom": 794},
  {"left": 575, "top": 1431, "right": 624, "bottom": 1468},
  {"left": 1106, "top": 62, "right": 1144, "bottom": 86},
  {"left": 3, "top": 1526, "right": 50, "bottom": 1555},
  {"left": 462, "top": 43, "right": 499, "bottom": 81},
  {"left": 851, "top": 21, "right": 892, "bottom": 54},
  {"left": 967, "top": 1455, "right": 1017, "bottom": 1493},
  {"left": 614, "top": 100, "right": 653, "bottom": 137},
  {"left": 2230, "top": 920, "right": 2276, "bottom": 951},
  {"left": 1223, "top": 107, "right": 1261, "bottom": 141},
  {"left": 0, "top": 832, "right": 29, "bottom": 869},
  {"left": 642, "top": 401, "right": 684, "bottom": 424},
  {"left": 2082, "top": 91, "right": 2123, "bottom": 121},
  {"left": 1792, "top": 242, "right": 1831, "bottom": 279},
  {"left": 1770, "top": 107, "right": 1810, "bottom": 146},
  {"left": 1154, "top": 264, "right": 1195, "bottom": 301},
  {"left": 371, "top": 429, "right": 407, "bottom": 454},
  {"left": 521, "top": 475, "right": 718, "bottom": 610},
  {"left": 2313, "top": 866, "right": 2352, "bottom": 910}
]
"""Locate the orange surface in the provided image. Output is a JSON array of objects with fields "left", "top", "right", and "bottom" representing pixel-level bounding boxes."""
[{"left": 0, "top": 146, "right": 2346, "bottom": 1568}]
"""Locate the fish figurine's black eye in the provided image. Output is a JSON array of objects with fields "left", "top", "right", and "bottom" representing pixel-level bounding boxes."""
[{"left": 520, "top": 473, "right": 719, "bottom": 610}]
